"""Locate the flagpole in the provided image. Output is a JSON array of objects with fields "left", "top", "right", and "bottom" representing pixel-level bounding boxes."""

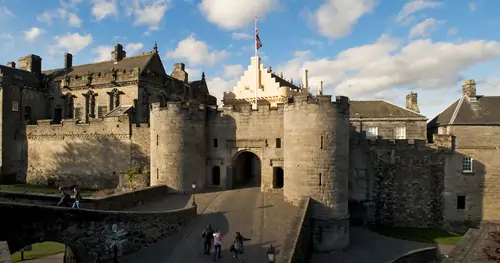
[{"left": 254, "top": 16, "right": 258, "bottom": 109}]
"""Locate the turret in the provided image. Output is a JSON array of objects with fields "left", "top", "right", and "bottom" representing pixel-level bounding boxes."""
[{"left": 283, "top": 94, "right": 350, "bottom": 251}]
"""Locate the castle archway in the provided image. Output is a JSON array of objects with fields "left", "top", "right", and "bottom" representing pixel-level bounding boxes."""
[{"left": 232, "top": 151, "right": 261, "bottom": 189}]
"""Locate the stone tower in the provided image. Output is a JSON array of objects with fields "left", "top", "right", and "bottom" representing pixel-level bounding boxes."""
[
  {"left": 150, "top": 101, "right": 207, "bottom": 192},
  {"left": 283, "top": 95, "right": 350, "bottom": 251}
]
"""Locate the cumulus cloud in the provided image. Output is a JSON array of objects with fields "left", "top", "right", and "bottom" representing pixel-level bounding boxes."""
[
  {"left": 37, "top": 8, "right": 82, "bottom": 27},
  {"left": 274, "top": 34, "right": 500, "bottom": 101},
  {"left": 409, "top": 18, "right": 442, "bottom": 38},
  {"left": 24, "top": 27, "right": 44, "bottom": 41},
  {"left": 125, "top": 0, "right": 169, "bottom": 31},
  {"left": 396, "top": 0, "right": 441, "bottom": 25},
  {"left": 223, "top": 64, "right": 244, "bottom": 79},
  {"left": 206, "top": 76, "right": 238, "bottom": 104},
  {"left": 198, "top": 0, "right": 278, "bottom": 30},
  {"left": 0, "top": 6, "right": 14, "bottom": 17},
  {"left": 92, "top": 0, "right": 118, "bottom": 20},
  {"left": 51, "top": 33, "right": 93, "bottom": 54},
  {"left": 91, "top": 42, "right": 144, "bottom": 62},
  {"left": 166, "top": 34, "right": 229, "bottom": 67},
  {"left": 311, "top": 0, "right": 376, "bottom": 40}
]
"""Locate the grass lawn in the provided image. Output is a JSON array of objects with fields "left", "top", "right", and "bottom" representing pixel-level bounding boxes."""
[
  {"left": 11, "top": 242, "right": 65, "bottom": 262},
  {"left": 369, "top": 225, "right": 463, "bottom": 245},
  {"left": 0, "top": 184, "right": 96, "bottom": 197}
]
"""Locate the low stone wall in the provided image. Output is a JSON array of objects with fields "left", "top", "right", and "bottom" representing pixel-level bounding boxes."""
[
  {"left": 0, "top": 202, "right": 197, "bottom": 262},
  {"left": 390, "top": 247, "right": 440, "bottom": 263},
  {"left": 0, "top": 185, "right": 168, "bottom": 210},
  {"left": 281, "top": 197, "right": 312, "bottom": 263},
  {"left": 0, "top": 241, "right": 12, "bottom": 263}
]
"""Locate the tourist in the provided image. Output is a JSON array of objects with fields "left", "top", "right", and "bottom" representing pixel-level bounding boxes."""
[
  {"left": 213, "top": 229, "right": 222, "bottom": 261},
  {"left": 202, "top": 224, "right": 214, "bottom": 255},
  {"left": 231, "top": 232, "right": 250, "bottom": 262},
  {"left": 72, "top": 186, "right": 82, "bottom": 209},
  {"left": 56, "top": 186, "right": 70, "bottom": 207}
]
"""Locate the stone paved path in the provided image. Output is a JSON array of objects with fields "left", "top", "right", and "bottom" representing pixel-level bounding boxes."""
[
  {"left": 311, "top": 226, "right": 455, "bottom": 263},
  {"left": 122, "top": 187, "right": 299, "bottom": 263}
]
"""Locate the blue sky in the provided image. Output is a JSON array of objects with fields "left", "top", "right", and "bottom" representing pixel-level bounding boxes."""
[{"left": 1, "top": 0, "right": 500, "bottom": 119}]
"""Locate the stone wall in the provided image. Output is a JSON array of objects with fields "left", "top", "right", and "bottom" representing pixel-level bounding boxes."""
[
  {"left": 391, "top": 247, "right": 440, "bottom": 263},
  {"left": 0, "top": 241, "right": 12, "bottom": 263},
  {"left": 0, "top": 185, "right": 168, "bottom": 210},
  {"left": 350, "top": 118, "right": 427, "bottom": 140},
  {"left": 349, "top": 136, "right": 451, "bottom": 227},
  {"left": 281, "top": 197, "right": 312, "bottom": 263},
  {"left": 25, "top": 116, "right": 149, "bottom": 189},
  {"left": 0, "top": 202, "right": 196, "bottom": 262}
]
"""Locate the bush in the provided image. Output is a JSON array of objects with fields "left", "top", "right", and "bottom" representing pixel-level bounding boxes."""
[{"left": 94, "top": 188, "right": 115, "bottom": 198}]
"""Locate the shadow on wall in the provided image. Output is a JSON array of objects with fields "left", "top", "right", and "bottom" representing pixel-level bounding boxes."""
[
  {"left": 0, "top": 121, "right": 28, "bottom": 184},
  {"left": 25, "top": 137, "right": 148, "bottom": 190},
  {"left": 347, "top": 131, "right": 485, "bottom": 235}
]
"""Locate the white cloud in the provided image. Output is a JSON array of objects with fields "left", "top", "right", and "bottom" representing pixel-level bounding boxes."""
[
  {"left": 37, "top": 8, "right": 82, "bottom": 27},
  {"left": 311, "top": 0, "right": 376, "bottom": 39},
  {"left": 24, "top": 27, "right": 44, "bottom": 41},
  {"left": 166, "top": 34, "right": 230, "bottom": 67},
  {"left": 275, "top": 34, "right": 500, "bottom": 101},
  {"left": 206, "top": 77, "right": 237, "bottom": 104},
  {"left": 125, "top": 42, "right": 144, "bottom": 55},
  {"left": 447, "top": 27, "right": 458, "bottom": 36},
  {"left": 469, "top": 0, "right": 477, "bottom": 12},
  {"left": 409, "top": 18, "right": 441, "bottom": 38},
  {"left": 92, "top": 0, "right": 118, "bottom": 20},
  {"left": 52, "top": 33, "right": 93, "bottom": 54},
  {"left": 126, "top": 0, "right": 170, "bottom": 31},
  {"left": 37, "top": 12, "right": 54, "bottom": 24},
  {"left": 1, "top": 6, "right": 14, "bottom": 17},
  {"left": 232, "top": 33, "right": 252, "bottom": 40},
  {"left": 223, "top": 64, "right": 244, "bottom": 79},
  {"left": 185, "top": 68, "right": 202, "bottom": 79},
  {"left": 198, "top": 0, "right": 278, "bottom": 30},
  {"left": 396, "top": 0, "right": 441, "bottom": 25}
]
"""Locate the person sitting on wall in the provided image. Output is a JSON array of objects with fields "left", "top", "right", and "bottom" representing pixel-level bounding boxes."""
[
  {"left": 56, "top": 186, "right": 71, "bottom": 207},
  {"left": 72, "top": 186, "right": 82, "bottom": 209}
]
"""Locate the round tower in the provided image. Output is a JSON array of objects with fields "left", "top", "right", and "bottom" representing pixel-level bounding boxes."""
[
  {"left": 150, "top": 101, "right": 207, "bottom": 192},
  {"left": 283, "top": 94, "right": 350, "bottom": 251}
]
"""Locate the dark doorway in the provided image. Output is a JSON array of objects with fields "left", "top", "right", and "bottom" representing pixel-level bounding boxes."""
[
  {"left": 232, "top": 151, "right": 261, "bottom": 188},
  {"left": 54, "top": 107, "right": 62, "bottom": 124},
  {"left": 212, "top": 166, "right": 221, "bottom": 186},
  {"left": 24, "top": 106, "right": 32, "bottom": 124},
  {"left": 273, "top": 167, "right": 284, "bottom": 189}
]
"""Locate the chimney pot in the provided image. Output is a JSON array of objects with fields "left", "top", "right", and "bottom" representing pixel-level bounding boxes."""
[
  {"left": 7, "top": 61, "right": 15, "bottom": 68},
  {"left": 64, "top": 53, "right": 73, "bottom": 69},
  {"left": 302, "top": 69, "right": 309, "bottom": 92},
  {"left": 318, "top": 81, "right": 323, "bottom": 96},
  {"left": 462, "top": 79, "right": 476, "bottom": 98},
  {"left": 405, "top": 92, "right": 420, "bottom": 113},
  {"left": 112, "top": 44, "right": 126, "bottom": 62}
]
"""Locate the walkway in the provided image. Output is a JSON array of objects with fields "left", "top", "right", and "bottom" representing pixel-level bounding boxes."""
[
  {"left": 122, "top": 187, "right": 299, "bottom": 263},
  {"left": 311, "top": 226, "right": 455, "bottom": 263}
]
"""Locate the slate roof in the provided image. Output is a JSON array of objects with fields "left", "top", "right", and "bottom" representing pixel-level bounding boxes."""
[
  {"left": 349, "top": 100, "right": 425, "bottom": 118},
  {"left": 42, "top": 53, "right": 155, "bottom": 79},
  {"left": 0, "top": 65, "right": 40, "bottom": 87},
  {"left": 271, "top": 73, "right": 301, "bottom": 90},
  {"left": 428, "top": 96, "right": 500, "bottom": 127}
]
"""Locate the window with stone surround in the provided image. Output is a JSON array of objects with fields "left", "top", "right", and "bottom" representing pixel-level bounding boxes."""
[
  {"left": 74, "top": 107, "right": 83, "bottom": 121},
  {"left": 12, "top": 101, "right": 19, "bottom": 112},
  {"left": 276, "top": 138, "right": 282, "bottom": 148},
  {"left": 457, "top": 195, "right": 466, "bottom": 210},
  {"left": 393, "top": 127, "right": 406, "bottom": 139},
  {"left": 213, "top": 138, "right": 218, "bottom": 148},
  {"left": 366, "top": 127, "right": 378, "bottom": 139},
  {"left": 462, "top": 157, "right": 473, "bottom": 173},
  {"left": 98, "top": 106, "right": 107, "bottom": 118}
]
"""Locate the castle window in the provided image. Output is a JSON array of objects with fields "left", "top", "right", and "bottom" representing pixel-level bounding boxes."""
[
  {"left": 273, "top": 167, "right": 284, "bottom": 189},
  {"left": 319, "top": 173, "right": 322, "bottom": 186},
  {"left": 156, "top": 134, "right": 159, "bottom": 146},
  {"left": 212, "top": 166, "right": 221, "bottom": 186},
  {"left": 74, "top": 107, "right": 83, "bottom": 120},
  {"left": 157, "top": 168, "right": 159, "bottom": 180},
  {"left": 462, "top": 157, "right": 473, "bottom": 173},
  {"left": 98, "top": 106, "right": 107, "bottom": 118},
  {"left": 393, "top": 127, "right": 406, "bottom": 139},
  {"left": 457, "top": 195, "right": 466, "bottom": 210},
  {"left": 213, "top": 138, "right": 218, "bottom": 148},
  {"left": 320, "top": 136, "right": 324, "bottom": 149},
  {"left": 366, "top": 127, "right": 378, "bottom": 139},
  {"left": 275, "top": 138, "right": 281, "bottom": 148},
  {"left": 12, "top": 101, "right": 19, "bottom": 112}
]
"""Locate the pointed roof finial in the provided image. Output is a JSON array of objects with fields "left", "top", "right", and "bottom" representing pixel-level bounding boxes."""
[
  {"left": 202, "top": 72, "right": 205, "bottom": 80},
  {"left": 153, "top": 41, "right": 158, "bottom": 54}
]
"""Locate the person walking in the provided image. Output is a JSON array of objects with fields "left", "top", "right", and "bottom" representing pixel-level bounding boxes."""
[
  {"left": 213, "top": 229, "right": 222, "bottom": 261},
  {"left": 232, "top": 232, "right": 250, "bottom": 262},
  {"left": 201, "top": 224, "right": 214, "bottom": 255},
  {"left": 56, "top": 186, "right": 70, "bottom": 207},
  {"left": 72, "top": 186, "right": 82, "bottom": 208}
]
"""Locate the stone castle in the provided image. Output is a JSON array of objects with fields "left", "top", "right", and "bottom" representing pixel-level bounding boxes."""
[{"left": 1, "top": 42, "right": 499, "bottom": 252}]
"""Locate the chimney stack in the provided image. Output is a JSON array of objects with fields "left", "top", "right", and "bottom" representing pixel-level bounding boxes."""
[
  {"left": 317, "top": 81, "right": 323, "bottom": 96},
  {"left": 171, "top": 62, "right": 188, "bottom": 83},
  {"left": 18, "top": 54, "right": 42, "bottom": 77},
  {"left": 7, "top": 61, "right": 15, "bottom": 68},
  {"left": 405, "top": 92, "right": 420, "bottom": 113},
  {"left": 64, "top": 53, "right": 73, "bottom": 69},
  {"left": 302, "top": 69, "right": 309, "bottom": 92},
  {"left": 111, "top": 44, "right": 126, "bottom": 62},
  {"left": 462, "top": 79, "right": 476, "bottom": 99}
]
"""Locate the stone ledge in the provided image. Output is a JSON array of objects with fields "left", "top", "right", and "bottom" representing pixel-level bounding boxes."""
[
  {"left": 0, "top": 241, "right": 12, "bottom": 263},
  {"left": 282, "top": 197, "right": 312, "bottom": 263}
]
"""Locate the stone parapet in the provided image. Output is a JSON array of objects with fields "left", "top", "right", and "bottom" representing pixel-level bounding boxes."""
[
  {"left": 390, "top": 247, "right": 441, "bottom": 263},
  {"left": 0, "top": 241, "right": 12, "bottom": 263},
  {"left": 282, "top": 197, "right": 312, "bottom": 263}
]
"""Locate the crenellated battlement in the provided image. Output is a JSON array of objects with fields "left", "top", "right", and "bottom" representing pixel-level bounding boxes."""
[
  {"left": 222, "top": 103, "right": 284, "bottom": 113},
  {"left": 284, "top": 95, "right": 350, "bottom": 115},
  {"left": 150, "top": 101, "right": 206, "bottom": 113}
]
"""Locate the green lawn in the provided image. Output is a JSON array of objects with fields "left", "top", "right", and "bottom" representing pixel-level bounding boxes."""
[
  {"left": 11, "top": 242, "right": 65, "bottom": 262},
  {"left": 369, "top": 225, "right": 463, "bottom": 245},
  {"left": 0, "top": 184, "right": 96, "bottom": 197}
]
